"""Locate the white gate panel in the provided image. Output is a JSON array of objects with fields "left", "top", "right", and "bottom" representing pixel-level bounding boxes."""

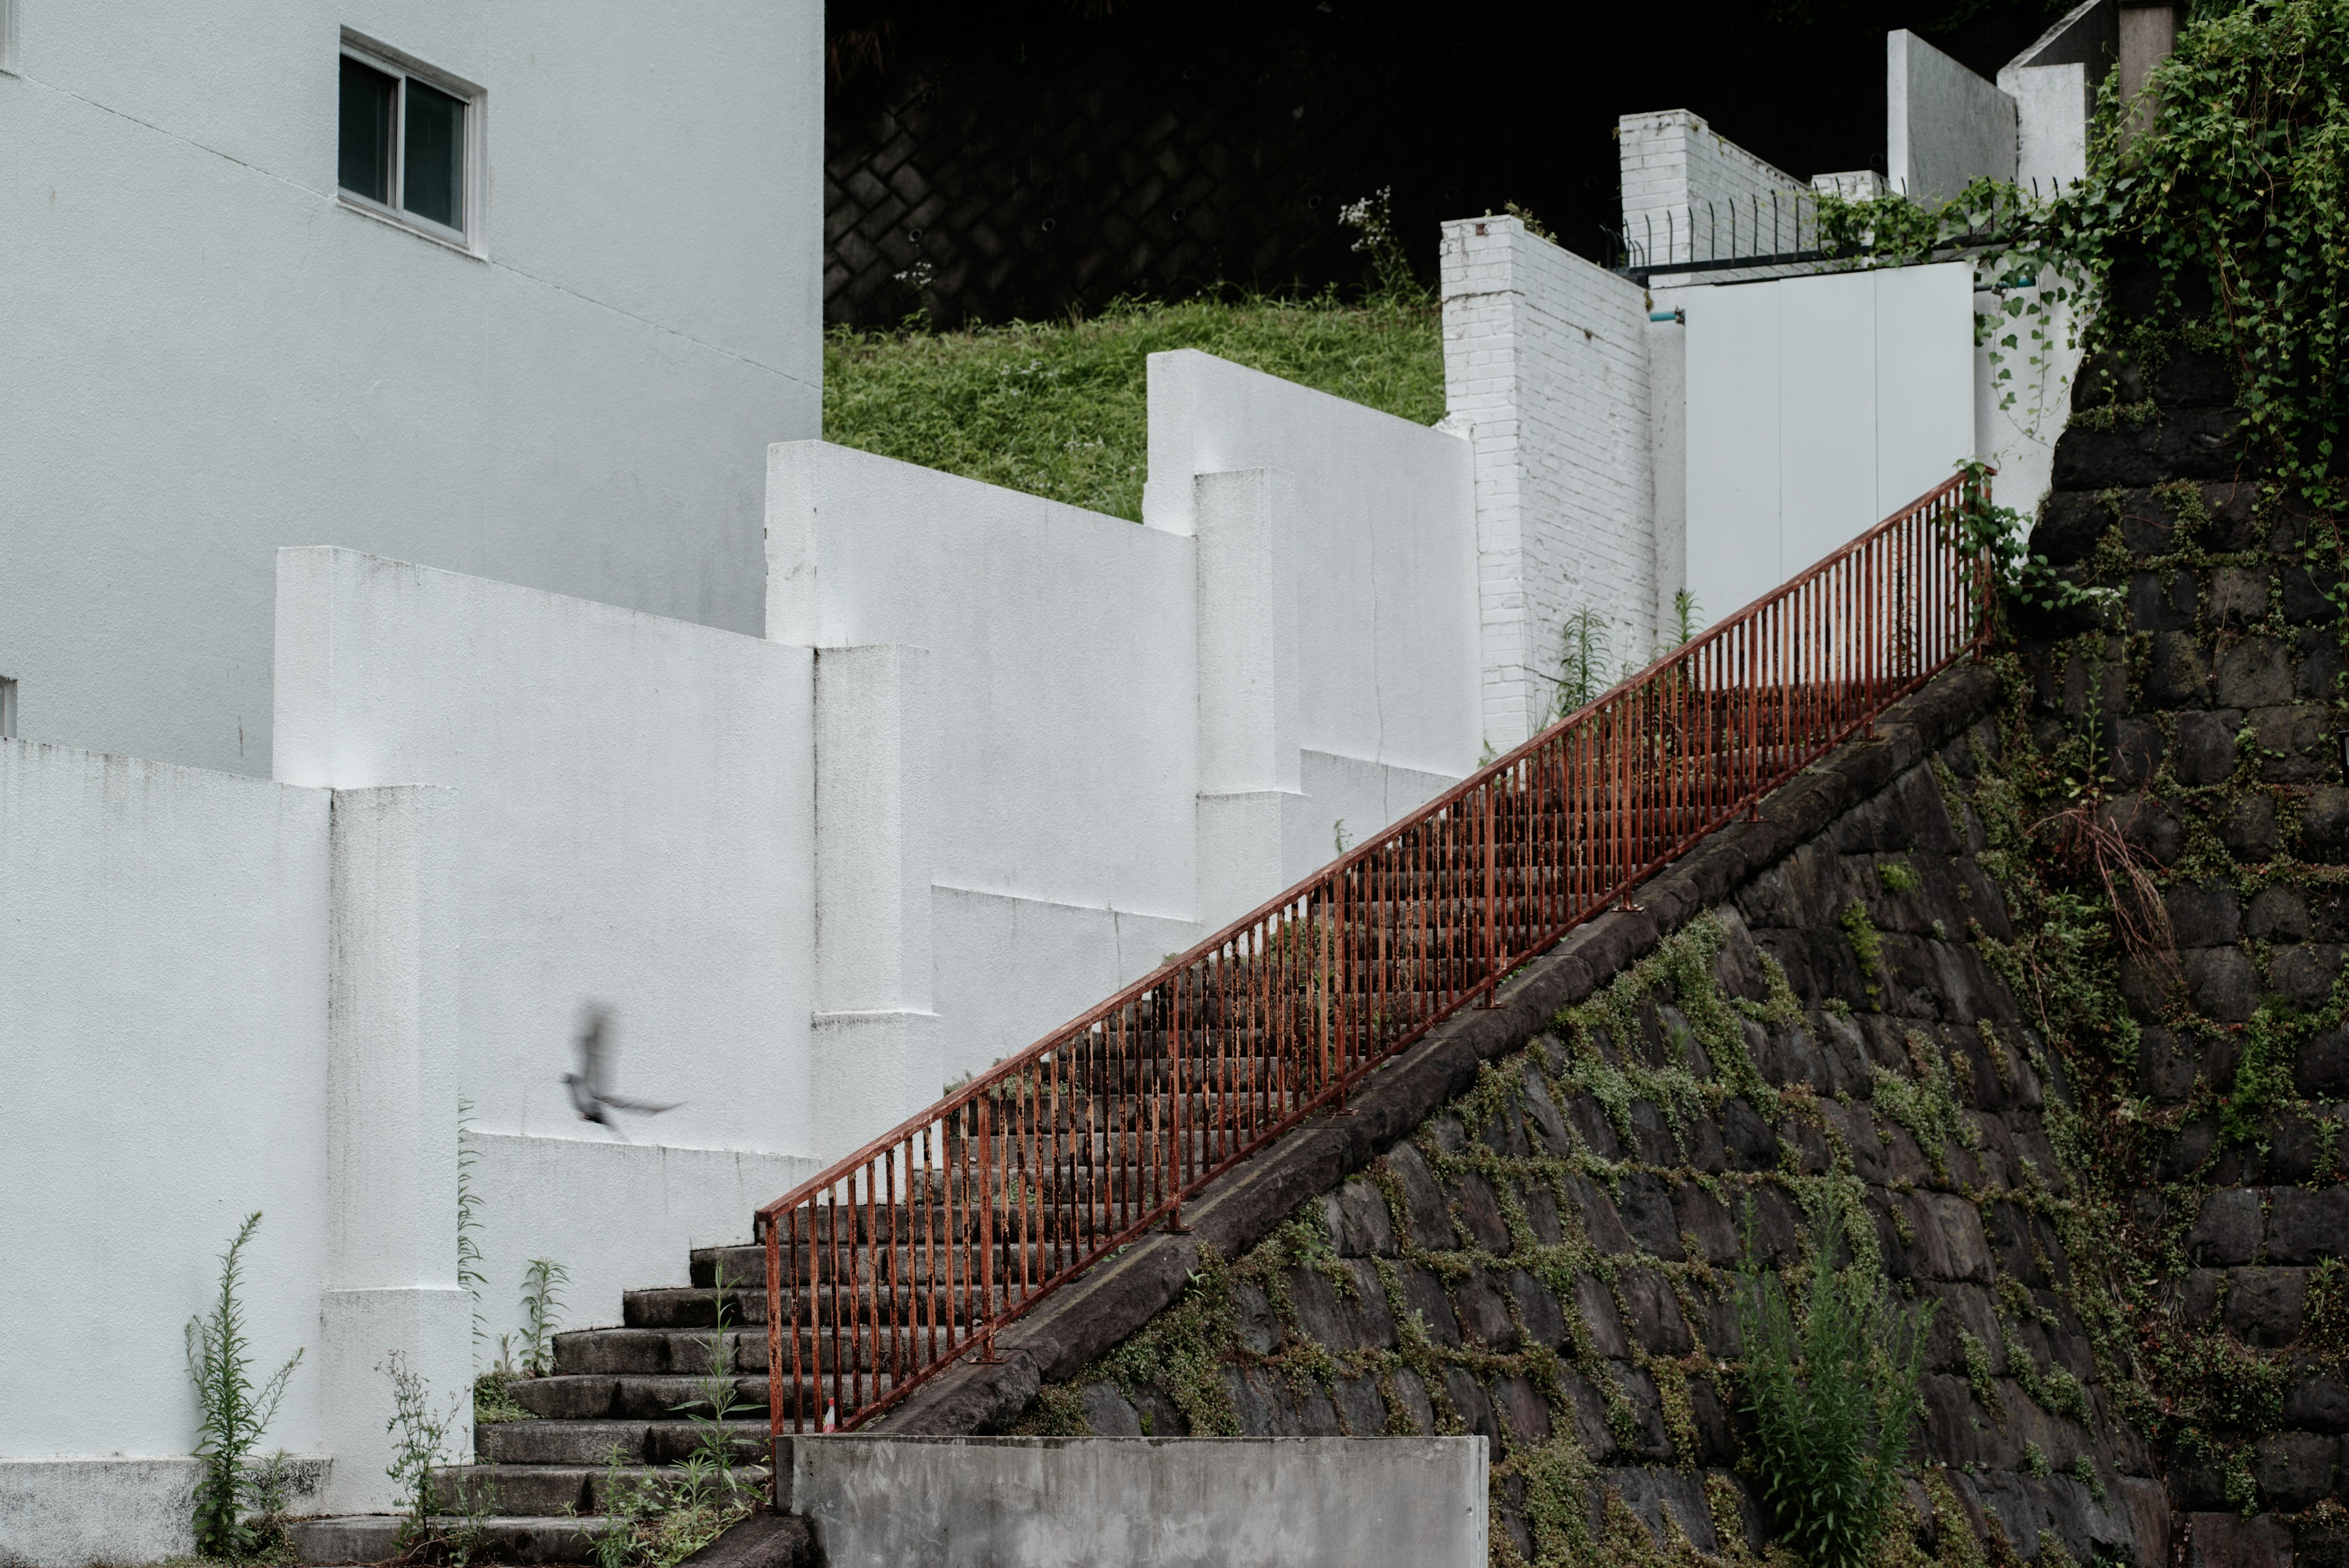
[{"left": 1683, "top": 262, "right": 1975, "bottom": 620}]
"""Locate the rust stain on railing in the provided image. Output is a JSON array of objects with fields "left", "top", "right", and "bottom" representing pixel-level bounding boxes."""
[{"left": 756, "top": 473, "right": 1992, "bottom": 1436}]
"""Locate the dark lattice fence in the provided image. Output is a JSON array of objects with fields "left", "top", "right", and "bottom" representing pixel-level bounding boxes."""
[
  {"left": 825, "top": 13, "right": 1393, "bottom": 327},
  {"left": 820, "top": 1, "right": 2054, "bottom": 329}
]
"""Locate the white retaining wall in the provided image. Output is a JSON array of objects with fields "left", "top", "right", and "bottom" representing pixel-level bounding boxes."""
[
  {"left": 771, "top": 357, "right": 1480, "bottom": 1090},
  {"left": 273, "top": 548, "right": 822, "bottom": 1343},
  {"left": 0, "top": 741, "right": 468, "bottom": 1550},
  {"left": 1439, "top": 215, "right": 1656, "bottom": 751}
]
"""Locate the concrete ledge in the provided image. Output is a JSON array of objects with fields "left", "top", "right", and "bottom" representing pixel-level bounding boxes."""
[
  {"left": 871, "top": 660, "right": 1998, "bottom": 1436},
  {"left": 776, "top": 1435, "right": 1487, "bottom": 1568}
]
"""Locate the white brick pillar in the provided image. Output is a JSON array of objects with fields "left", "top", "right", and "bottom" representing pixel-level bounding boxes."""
[
  {"left": 320, "top": 784, "right": 467, "bottom": 1512},
  {"left": 1439, "top": 215, "right": 1657, "bottom": 756}
]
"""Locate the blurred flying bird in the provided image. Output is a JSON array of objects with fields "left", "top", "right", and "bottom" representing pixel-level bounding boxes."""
[{"left": 563, "top": 1006, "right": 680, "bottom": 1139}]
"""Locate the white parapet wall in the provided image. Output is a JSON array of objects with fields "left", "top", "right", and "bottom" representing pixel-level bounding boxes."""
[
  {"left": 272, "top": 547, "right": 822, "bottom": 1342},
  {"left": 777, "top": 1436, "right": 1489, "bottom": 1568},
  {"left": 1616, "top": 108, "right": 1808, "bottom": 269},
  {"left": 1439, "top": 214, "right": 1656, "bottom": 752}
]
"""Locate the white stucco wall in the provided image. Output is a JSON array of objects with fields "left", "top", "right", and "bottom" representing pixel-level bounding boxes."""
[
  {"left": 1439, "top": 215, "right": 1656, "bottom": 751},
  {"left": 0, "top": 741, "right": 332, "bottom": 1554},
  {"left": 0, "top": 1, "right": 821, "bottom": 779},
  {"left": 272, "top": 548, "right": 820, "bottom": 1334},
  {"left": 1143, "top": 350, "right": 1482, "bottom": 793},
  {"left": 772, "top": 368, "right": 1477, "bottom": 1078},
  {"left": 768, "top": 440, "right": 1200, "bottom": 1083}
]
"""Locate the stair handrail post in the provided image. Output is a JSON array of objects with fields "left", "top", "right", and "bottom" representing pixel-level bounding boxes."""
[
  {"left": 1167, "top": 968, "right": 1190, "bottom": 1233},
  {"left": 1480, "top": 783, "right": 1499, "bottom": 1005},
  {"left": 762, "top": 1211, "right": 786, "bottom": 1441},
  {"left": 977, "top": 1094, "right": 1000, "bottom": 1364}
]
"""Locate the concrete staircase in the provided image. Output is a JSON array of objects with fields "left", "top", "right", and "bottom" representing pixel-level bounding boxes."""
[{"left": 290, "top": 1255, "right": 781, "bottom": 1562}]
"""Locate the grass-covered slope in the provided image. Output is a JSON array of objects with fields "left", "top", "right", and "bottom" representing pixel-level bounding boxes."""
[{"left": 821, "top": 294, "right": 1445, "bottom": 521}]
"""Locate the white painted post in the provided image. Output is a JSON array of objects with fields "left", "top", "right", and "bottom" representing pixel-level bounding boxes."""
[
  {"left": 1193, "top": 467, "right": 1302, "bottom": 931},
  {"left": 319, "top": 784, "right": 467, "bottom": 1513},
  {"left": 812, "top": 645, "right": 941, "bottom": 1143}
]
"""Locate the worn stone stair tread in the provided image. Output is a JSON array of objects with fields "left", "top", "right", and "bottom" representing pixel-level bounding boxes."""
[{"left": 289, "top": 1512, "right": 613, "bottom": 1564}]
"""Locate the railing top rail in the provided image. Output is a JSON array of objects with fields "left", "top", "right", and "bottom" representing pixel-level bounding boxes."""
[{"left": 754, "top": 470, "right": 1983, "bottom": 1227}]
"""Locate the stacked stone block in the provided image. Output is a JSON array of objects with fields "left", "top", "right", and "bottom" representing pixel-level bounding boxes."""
[{"left": 2022, "top": 308, "right": 2349, "bottom": 1562}]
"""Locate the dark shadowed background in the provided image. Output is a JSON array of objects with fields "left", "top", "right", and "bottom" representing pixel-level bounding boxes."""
[{"left": 822, "top": 0, "right": 2065, "bottom": 326}]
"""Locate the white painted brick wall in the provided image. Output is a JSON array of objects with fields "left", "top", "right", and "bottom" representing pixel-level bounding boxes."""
[
  {"left": 1440, "top": 215, "right": 1655, "bottom": 754},
  {"left": 1617, "top": 109, "right": 1808, "bottom": 267}
]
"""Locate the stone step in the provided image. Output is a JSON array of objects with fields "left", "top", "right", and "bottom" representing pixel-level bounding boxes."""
[
  {"left": 290, "top": 1512, "right": 613, "bottom": 1564},
  {"left": 554, "top": 1325, "right": 768, "bottom": 1376},
  {"left": 508, "top": 1370, "right": 894, "bottom": 1421},
  {"left": 432, "top": 1460, "right": 770, "bottom": 1517},
  {"left": 476, "top": 1416, "right": 768, "bottom": 1466}
]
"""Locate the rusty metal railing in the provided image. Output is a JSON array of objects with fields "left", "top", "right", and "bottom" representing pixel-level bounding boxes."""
[{"left": 757, "top": 472, "right": 1991, "bottom": 1435}]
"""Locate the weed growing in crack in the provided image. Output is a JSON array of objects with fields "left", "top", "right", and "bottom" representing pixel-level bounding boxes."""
[
  {"left": 671, "top": 1261, "right": 759, "bottom": 1503},
  {"left": 382, "top": 1348, "right": 475, "bottom": 1558},
  {"left": 1735, "top": 1194, "right": 1933, "bottom": 1568},
  {"left": 519, "top": 1257, "right": 570, "bottom": 1377},
  {"left": 186, "top": 1212, "right": 303, "bottom": 1561}
]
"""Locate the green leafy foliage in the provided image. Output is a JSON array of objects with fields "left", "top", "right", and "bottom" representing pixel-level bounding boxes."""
[
  {"left": 185, "top": 1213, "right": 303, "bottom": 1561},
  {"left": 823, "top": 293, "right": 1443, "bottom": 521},
  {"left": 1735, "top": 1202, "right": 1934, "bottom": 1568}
]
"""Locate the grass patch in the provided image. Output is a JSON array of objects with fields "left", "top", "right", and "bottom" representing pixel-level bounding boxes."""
[{"left": 822, "top": 293, "right": 1445, "bottom": 521}]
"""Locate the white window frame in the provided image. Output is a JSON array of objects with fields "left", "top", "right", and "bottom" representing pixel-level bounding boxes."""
[{"left": 336, "top": 31, "right": 486, "bottom": 256}]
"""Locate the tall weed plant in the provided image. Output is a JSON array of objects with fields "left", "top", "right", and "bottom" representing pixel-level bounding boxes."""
[
  {"left": 186, "top": 1212, "right": 303, "bottom": 1559},
  {"left": 1736, "top": 1203, "right": 1934, "bottom": 1568}
]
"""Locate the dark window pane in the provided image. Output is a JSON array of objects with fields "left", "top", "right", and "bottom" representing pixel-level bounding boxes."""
[
  {"left": 403, "top": 80, "right": 464, "bottom": 231},
  {"left": 338, "top": 56, "right": 396, "bottom": 203}
]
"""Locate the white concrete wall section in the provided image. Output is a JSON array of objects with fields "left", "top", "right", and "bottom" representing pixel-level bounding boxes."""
[
  {"left": 1617, "top": 110, "right": 1808, "bottom": 269},
  {"left": 273, "top": 548, "right": 819, "bottom": 1329},
  {"left": 768, "top": 440, "right": 1198, "bottom": 1080},
  {"left": 0, "top": 1, "right": 821, "bottom": 779},
  {"left": 1439, "top": 215, "right": 1655, "bottom": 752},
  {"left": 778, "top": 1435, "right": 1490, "bottom": 1568},
  {"left": 1999, "top": 0, "right": 2115, "bottom": 191},
  {"left": 1678, "top": 262, "right": 1977, "bottom": 619},
  {"left": 0, "top": 741, "right": 331, "bottom": 1556},
  {"left": 1144, "top": 349, "right": 1480, "bottom": 834},
  {"left": 1888, "top": 30, "right": 2020, "bottom": 203}
]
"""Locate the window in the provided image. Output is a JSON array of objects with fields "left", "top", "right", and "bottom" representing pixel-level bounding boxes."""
[{"left": 337, "top": 37, "right": 481, "bottom": 249}]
